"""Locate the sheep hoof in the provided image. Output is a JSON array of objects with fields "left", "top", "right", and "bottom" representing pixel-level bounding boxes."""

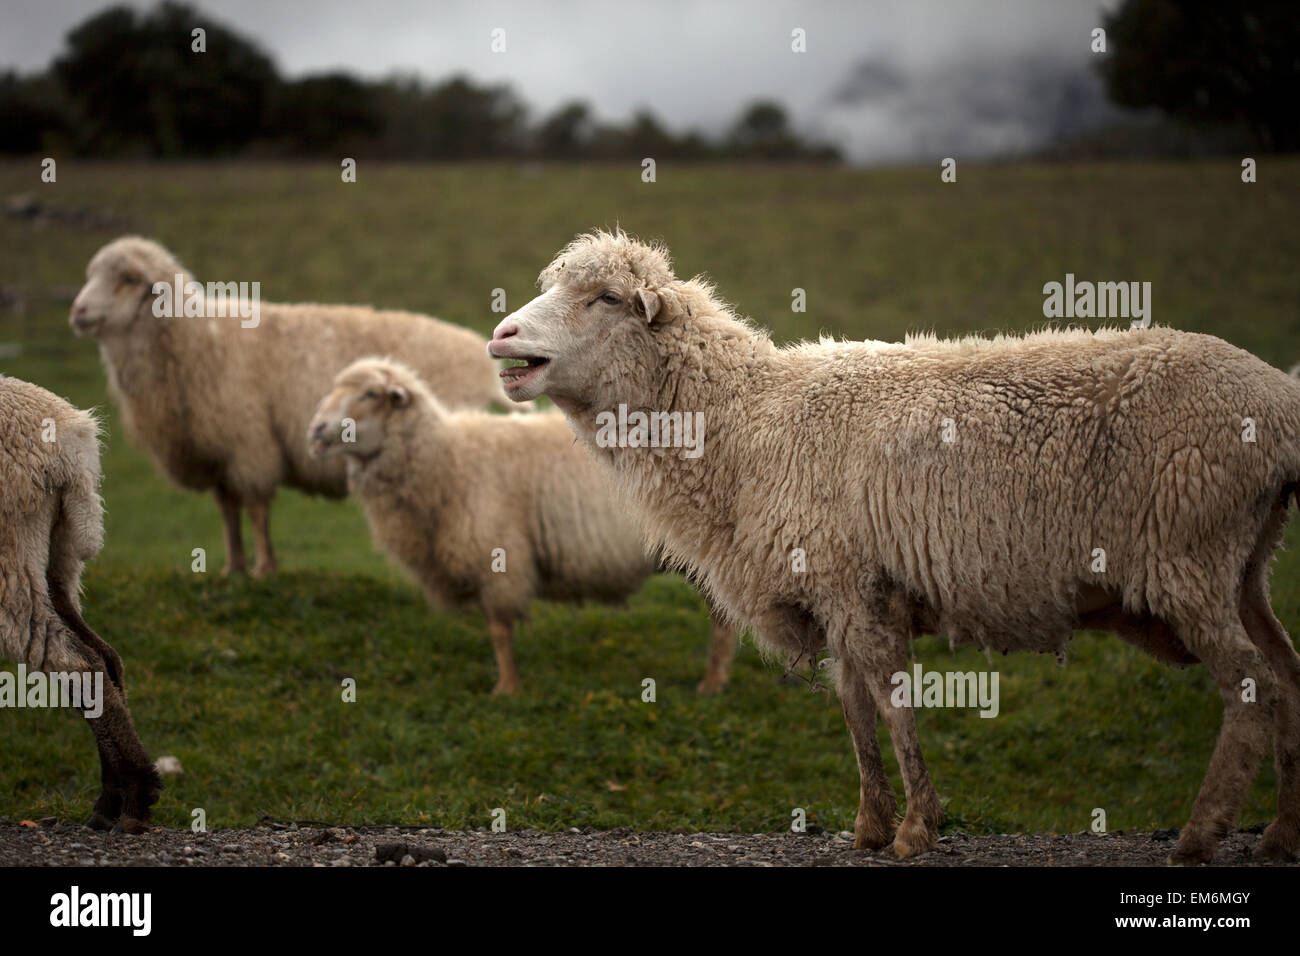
[
  {"left": 86, "top": 811, "right": 117, "bottom": 831},
  {"left": 220, "top": 564, "right": 246, "bottom": 578},
  {"left": 1255, "top": 822, "right": 1299, "bottom": 862},
  {"left": 853, "top": 826, "right": 895, "bottom": 851},
  {"left": 695, "top": 678, "right": 727, "bottom": 696},
  {"left": 250, "top": 563, "right": 277, "bottom": 579},
  {"left": 112, "top": 816, "right": 149, "bottom": 835},
  {"left": 891, "top": 819, "right": 936, "bottom": 859},
  {"left": 1167, "top": 834, "right": 1215, "bottom": 866},
  {"left": 491, "top": 681, "right": 522, "bottom": 696}
]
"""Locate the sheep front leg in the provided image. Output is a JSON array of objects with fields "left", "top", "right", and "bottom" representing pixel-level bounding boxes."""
[
  {"left": 696, "top": 606, "right": 737, "bottom": 695},
  {"left": 214, "top": 487, "right": 247, "bottom": 576},
  {"left": 487, "top": 617, "right": 523, "bottom": 695},
  {"left": 838, "top": 658, "right": 897, "bottom": 849},
  {"left": 246, "top": 497, "right": 278, "bottom": 578},
  {"left": 856, "top": 635, "right": 943, "bottom": 858}
]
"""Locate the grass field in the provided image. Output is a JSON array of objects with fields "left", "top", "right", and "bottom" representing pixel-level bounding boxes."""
[{"left": 1, "top": 159, "right": 1298, "bottom": 836}]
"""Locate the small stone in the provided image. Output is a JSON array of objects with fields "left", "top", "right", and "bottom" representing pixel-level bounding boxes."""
[
  {"left": 39, "top": 817, "right": 57, "bottom": 827},
  {"left": 446, "top": 858, "right": 467, "bottom": 867},
  {"left": 400, "top": 854, "right": 417, "bottom": 867}
]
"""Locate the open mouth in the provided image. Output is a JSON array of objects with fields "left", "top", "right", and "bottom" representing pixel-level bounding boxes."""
[{"left": 499, "top": 356, "right": 549, "bottom": 388}]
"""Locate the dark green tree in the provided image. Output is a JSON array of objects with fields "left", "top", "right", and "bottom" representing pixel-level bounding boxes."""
[
  {"left": 53, "top": 2, "right": 278, "bottom": 155},
  {"left": 1100, "top": 0, "right": 1299, "bottom": 151}
]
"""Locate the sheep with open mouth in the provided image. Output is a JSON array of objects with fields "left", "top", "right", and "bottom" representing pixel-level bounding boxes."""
[
  {"left": 489, "top": 227, "right": 1300, "bottom": 864},
  {"left": 306, "top": 356, "right": 737, "bottom": 695}
]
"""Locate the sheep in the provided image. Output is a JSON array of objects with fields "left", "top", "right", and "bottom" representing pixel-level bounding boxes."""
[
  {"left": 305, "top": 356, "right": 736, "bottom": 695},
  {"left": 0, "top": 373, "right": 162, "bottom": 832},
  {"left": 488, "top": 228, "right": 1300, "bottom": 864},
  {"left": 69, "top": 236, "right": 514, "bottom": 578}
]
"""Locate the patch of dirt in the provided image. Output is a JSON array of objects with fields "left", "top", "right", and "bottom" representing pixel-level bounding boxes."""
[{"left": 0, "top": 821, "right": 1294, "bottom": 866}]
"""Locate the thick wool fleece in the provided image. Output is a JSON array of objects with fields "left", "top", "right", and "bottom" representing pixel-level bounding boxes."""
[{"left": 0, "top": 374, "right": 104, "bottom": 671}]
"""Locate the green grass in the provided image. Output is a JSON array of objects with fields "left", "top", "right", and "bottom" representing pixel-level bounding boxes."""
[{"left": 1, "top": 159, "right": 1298, "bottom": 834}]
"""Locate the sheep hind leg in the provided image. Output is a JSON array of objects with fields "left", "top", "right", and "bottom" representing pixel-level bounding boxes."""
[
  {"left": 85, "top": 678, "right": 163, "bottom": 834},
  {"left": 1239, "top": 583, "right": 1300, "bottom": 861},
  {"left": 838, "top": 658, "right": 897, "bottom": 849},
  {"left": 1169, "top": 615, "right": 1277, "bottom": 865},
  {"left": 246, "top": 497, "right": 277, "bottom": 578},
  {"left": 214, "top": 487, "right": 247, "bottom": 576},
  {"left": 55, "top": 618, "right": 161, "bottom": 832},
  {"left": 487, "top": 617, "right": 523, "bottom": 695},
  {"left": 696, "top": 606, "right": 737, "bottom": 695}
]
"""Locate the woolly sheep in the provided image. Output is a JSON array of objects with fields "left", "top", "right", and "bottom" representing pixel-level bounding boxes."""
[
  {"left": 305, "top": 357, "right": 736, "bottom": 695},
  {"left": 488, "top": 228, "right": 1300, "bottom": 864},
  {"left": 0, "top": 374, "right": 162, "bottom": 832},
  {"left": 70, "top": 236, "right": 513, "bottom": 577}
]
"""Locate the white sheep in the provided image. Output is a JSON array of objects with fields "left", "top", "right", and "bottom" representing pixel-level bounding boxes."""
[
  {"left": 70, "top": 236, "right": 513, "bottom": 577},
  {"left": 489, "top": 228, "right": 1300, "bottom": 864},
  {"left": 306, "top": 357, "right": 737, "bottom": 695},
  {"left": 0, "top": 373, "right": 162, "bottom": 832}
]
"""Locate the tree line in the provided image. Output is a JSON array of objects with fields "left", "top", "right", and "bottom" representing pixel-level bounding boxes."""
[{"left": 0, "top": 1, "right": 841, "bottom": 162}]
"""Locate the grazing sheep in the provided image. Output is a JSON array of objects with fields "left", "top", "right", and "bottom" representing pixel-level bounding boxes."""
[
  {"left": 488, "top": 228, "right": 1300, "bottom": 864},
  {"left": 0, "top": 374, "right": 162, "bottom": 831},
  {"left": 70, "top": 236, "right": 513, "bottom": 577},
  {"left": 305, "top": 357, "right": 736, "bottom": 695}
]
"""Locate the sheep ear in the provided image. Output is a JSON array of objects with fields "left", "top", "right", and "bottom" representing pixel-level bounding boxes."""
[
  {"left": 636, "top": 289, "right": 662, "bottom": 324},
  {"left": 389, "top": 386, "right": 410, "bottom": 408}
]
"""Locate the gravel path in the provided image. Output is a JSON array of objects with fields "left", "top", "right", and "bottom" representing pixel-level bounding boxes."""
[{"left": 1, "top": 820, "right": 1295, "bottom": 866}]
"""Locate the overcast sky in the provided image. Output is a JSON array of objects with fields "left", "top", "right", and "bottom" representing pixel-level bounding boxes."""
[{"left": 1, "top": 0, "right": 1125, "bottom": 162}]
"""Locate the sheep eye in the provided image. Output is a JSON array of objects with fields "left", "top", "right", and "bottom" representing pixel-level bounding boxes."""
[
  {"left": 364, "top": 390, "right": 380, "bottom": 400},
  {"left": 599, "top": 292, "right": 621, "bottom": 305}
]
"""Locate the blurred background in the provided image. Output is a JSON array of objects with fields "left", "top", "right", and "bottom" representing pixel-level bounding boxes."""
[{"left": 1, "top": 1, "right": 1298, "bottom": 839}]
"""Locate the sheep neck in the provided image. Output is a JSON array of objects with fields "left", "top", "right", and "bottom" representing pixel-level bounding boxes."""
[{"left": 562, "top": 311, "right": 771, "bottom": 584}]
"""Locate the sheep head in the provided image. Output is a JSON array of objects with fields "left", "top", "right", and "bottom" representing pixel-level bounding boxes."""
[
  {"left": 488, "top": 229, "right": 696, "bottom": 410},
  {"left": 307, "top": 357, "right": 428, "bottom": 461},
  {"left": 70, "top": 236, "right": 190, "bottom": 338}
]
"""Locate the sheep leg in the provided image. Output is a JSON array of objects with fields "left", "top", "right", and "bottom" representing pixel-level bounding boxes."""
[
  {"left": 214, "top": 487, "right": 247, "bottom": 576},
  {"left": 696, "top": 606, "right": 737, "bottom": 695},
  {"left": 1169, "top": 616, "right": 1276, "bottom": 865},
  {"left": 55, "top": 620, "right": 161, "bottom": 832},
  {"left": 856, "top": 636, "right": 942, "bottom": 858},
  {"left": 85, "top": 677, "right": 163, "bottom": 833},
  {"left": 1239, "top": 585, "right": 1300, "bottom": 861},
  {"left": 246, "top": 497, "right": 277, "bottom": 578},
  {"left": 838, "top": 658, "right": 897, "bottom": 849},
  {"left": 488, "top": 617, "right": 523, "bottom": 694}
]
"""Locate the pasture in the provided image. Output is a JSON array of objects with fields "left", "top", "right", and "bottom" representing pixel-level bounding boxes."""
[{"left": 1, "top": 159, "right": 1298, "bottom": 836}]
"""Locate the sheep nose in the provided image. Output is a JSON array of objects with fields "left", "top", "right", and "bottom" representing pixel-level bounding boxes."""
[
  {"left": 487, "top": 321, "right": 518, "bottom": 357},
  {"left": 309, "top": 420, "right": 326, "bottom": 439},
  {"left": 70, "top": 304, "right": 88, "bottom": 320}
]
